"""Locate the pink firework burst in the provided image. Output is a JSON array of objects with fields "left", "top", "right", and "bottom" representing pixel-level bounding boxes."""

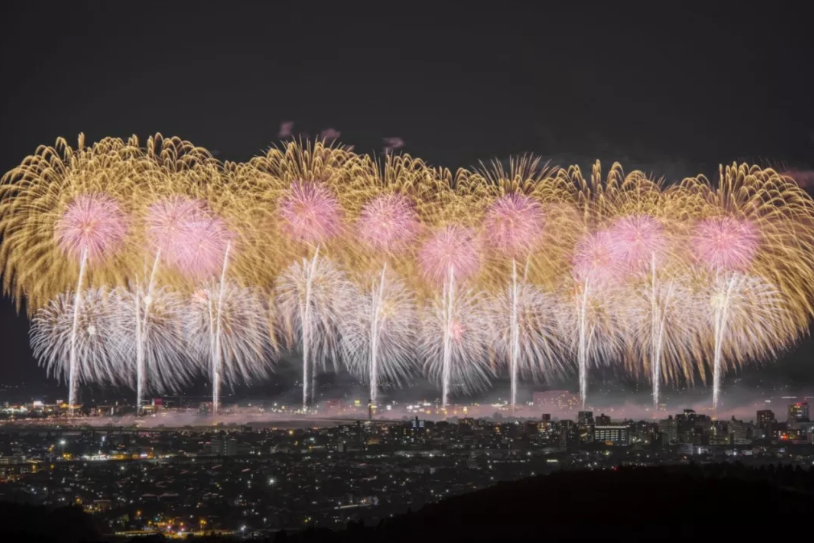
[
  {"left": 168, "top": 216, "right": 233, "bottom": 279},
  {"left": 419, "top": 225, "right": 482, "bottom": 285},
  {"left": 146, "top": 196, "right": 210, "bottom": 258},
  {"left": 692, "top": 217, "right": 759, "bottom": 272},
  {"left": 483, "top": 194, "right": 545, "bottom": 258},
  {"left": 609, "top": 215, "right": 668, "bottom": 272},
  {"left": 357, "top": 193, "right": 420, "bottom": 254},
  {"left": 55, "top": 194, "right": 128, "bottom": 264},
  {"left": 279, "top": 182, "right": 343, "bottom": 245},
  {"left": 572, "top": 230, "right": 621, "bottom": 287}
]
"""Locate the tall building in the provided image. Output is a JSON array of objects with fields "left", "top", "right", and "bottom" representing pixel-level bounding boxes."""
[
  {"left": 658, "top": 416, "right": 678, "bottom": 444},
  {"left": 787, "top": 401, "right": 810, "bottom": 423},
  {"left": 756, "top": 410, "right": 775, "bottom": 440},
  {"left": 578, "top": 411, "right": 594, "bottom": 443},
  {"left": 596, "top": 413, "right": 611, "bottom": 426}
]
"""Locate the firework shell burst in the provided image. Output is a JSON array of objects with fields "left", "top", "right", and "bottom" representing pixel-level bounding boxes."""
[
  {"left": 30, "top": 288, "right": 125, "bottom": 387},
  {"left": 55, "top": 194, "right": 129, "bottom": 265},
  {"left": 0, "top": 135, "right": 145, "bottom": 312},
  {"left": 2, "top": 136, "right": 814, "bottom": 409},
  {"left": 419, "top": 225, "right": 482, "bottom": 285},
  {"left": 420, "top": 284, "right": 494, "bottom": 399},
  {"left": 275, "top": 255, "right": 357, "bottom": 372},
  {"left": 692, "top": 217, "right": 759, "bottom": 273},
  {"left": 572, "top": 230, "right": 623, "bottom": 288},
  {"left": 111, "top": 284, "right": 192, "bottom": 394},
  {"left": 278, "top": 182, "right": 343, "bottom": 246},
  {"left": 357, "top": 193, "right": 421, "bottom": 255},
  {"left": 341, "top": 270, "right": 418, "bottom": 388},
  {"left": 185, "top": 282, "right": 273, "bottom": 388},
  {"left": 608, "top": 214, "right": 670, "bottom": 273},
  {"left": 487, "top": 281, "right": 570, "bottom": 382},
  {"left": 483, "top": 193, "right": 546, "bottom": 258}
]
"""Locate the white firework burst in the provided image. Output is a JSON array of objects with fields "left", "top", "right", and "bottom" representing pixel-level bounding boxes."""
[
  {"left": 275, "top": 252, "right": 358, "bottom": 407},
  {"left": 31, "top": 288, "right": 125, "bottom": 389},
  {"left": 420, "top": 284, "right": 494, "bottom": 402},
  {"left": 488, "top": 281, "right": 570, "bottom": 384},
  {"left": 703, "top": 272, "right": 797, "bottom": 407},
  {"left": 186, "top": 282, "right": 272, "bottom": 400},
  {"left": 341, "top": 268, "right": 418, "bottom": 402},
  {"left": 622, "top": 277, "right": 701, "bottom": 394},
  {"left": 110, "top": 284, "right": 191, "bottom": 397}
]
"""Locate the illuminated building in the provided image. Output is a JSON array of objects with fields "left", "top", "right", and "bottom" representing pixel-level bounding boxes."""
[
  {"left": 578, "top": 411, "right": 594, "bottom": 426},
  {"left": 787, "top": 401, "right": 810, "bottom": 423},
  {"left": 596, "top": 413, "right": 611, "bottom": 426},
  {"left": 593, "top": 425, "right": 630, "bottom": 446},
  {"left": 658, "top": 416, "right": 678, "bottom": 444},
  {"left": 532, "top": 391, "right": 580, "bottom": 411}
]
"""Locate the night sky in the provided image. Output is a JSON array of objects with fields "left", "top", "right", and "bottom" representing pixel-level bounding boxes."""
[{"left": 1, "top": 2, "right": 812, "bottom": 389}]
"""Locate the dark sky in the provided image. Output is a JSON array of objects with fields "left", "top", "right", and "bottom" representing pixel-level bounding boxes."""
[{"left": 1, "top": 2, "right": 812, "bottom": 389}]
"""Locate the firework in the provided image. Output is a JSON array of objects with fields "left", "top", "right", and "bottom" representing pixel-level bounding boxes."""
[
  {"left": 357, "top": 193, "right": 420, "bottom": 254},
  {"left": 488, "top": 278, "right": 568, "bottom": 387},
  {"left": 609, "top": 215, "right": 669, "bottom": 273},
  {"left": 701, "top": 273, "right": 794, "bottom": 408},
  {"left": 483, "top": 194, "right": 545, "bottom": 258},
  {"left": 623, "top": 277, "right": 701, "bottom": 401},
  {"left": 55, "top": 194, "right": 128, "bottom": 265},
  {"left": 571, "top": 230, "right": 623, "bottom": 408},
  {"left": 276, "top": 252, "right": 357, "bottom": 408},
  {"left": 186, "top": 281, "right": 272, "bottom": 414},
  {"left": 3, "top": 137, "right": 813, "bottom": 416},
  {"left": 0, "top": 136, "right": 149, "bottom": 312},
  {"left": 421, "top": 283, "right": 493, "bottom": 405},
  {"left": 342, "top": 269, "right": 418, "bottom": 402},
  {"left": 419, "top": 225, "right": 483, "bottom": 407},
  {"left": 419, "top": 225, "right": 481, "bottom": 285},
  {"left": 608, "top": 214, "right": 675, "bottom": 406},
  {"left": 31, "top": 288, "right": 124, "bottom": 397},
  {"left": 55, "top": 195, "right": 130, "bottom": 411},
  {"left": 351, "top": 193, "right": 421, "bottom": 403},
  {"left": 278, "top": 182, "right": 343, "bottom": 246},
  {"left": 483, "top": 194, "right": 547, "bottom": 409},
  {"left": 692, "top": 217, "right": 759, "bottom": 273},
  {"left": 111, "top": 284, "right": 190, "bottom": 401}
]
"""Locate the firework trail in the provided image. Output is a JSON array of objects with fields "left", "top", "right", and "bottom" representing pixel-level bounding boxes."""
[
  {"left": 488, "top": 280, "right": 568, "bottom": 392},
  {"left": 622, "top": 277, "right": 700, "bottom": 400},
  {"left": 703, "top": 273, "right": 796, "bottom": 396},
  {"left": 278, "top": 181, "right": 344, "bottom": 408},
  {"left": 609, "top": 215, "right": 671, "bottom": 407},
  {"left": 55, "top": 194, "right": 128, "bottom": 411},
  {"left": 342, "top": 269, "right": 418, "bottom": 401},
  {"left": 31, "top": 288, "right": 125, "bottom": 397},
  {"left": 186, "top": 281, "right": 271, "bottom": 413},
  {"left": 110, "top": 284, "right": 190, "bottom": 401},
  {"left": 420, "top": 280, "right": 493, "bottom": 405},
  {"left": 276, "top": 253, "right": 356, "bottom": 408},
  {"left": 4, "top": 138, "right": 814, "bottom": 410},
  {"left": 419, "top": 225, "right": 483, "bottom": 407},
  {"left": 352, "top": 193, "right": 421, "bottom": 404},
  {"left": 483, "top": 193, "right": 546, "bottom": 410},
  {"left": 119, "top": 196, "right": 217, "bottom": 413},
  {"left": 691, "top": 217, "right": 759, "bottom": 408},
  {"left": 571, "top": 229, "right": 622, "bottom": 408}
]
